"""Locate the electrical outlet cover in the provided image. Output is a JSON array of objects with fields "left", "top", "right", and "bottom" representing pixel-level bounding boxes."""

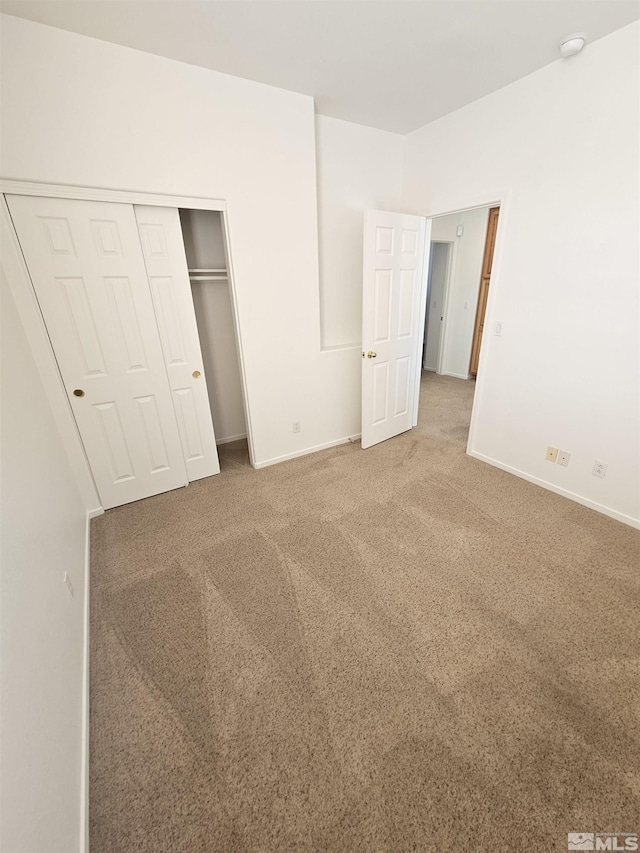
[
  {"left": 546, "top": 446, "right": 558, "bottom": 462},
  {"left": 557, "top": 450, "right": 571, "bottom": 467},
  {"left": 592, "top": 460, "right": 608, "bottom": 479}
]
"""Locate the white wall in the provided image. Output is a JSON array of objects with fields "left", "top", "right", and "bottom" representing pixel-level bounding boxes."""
[
  {"left": 0, "top": 14, "right": 360, "bottom": 472},
  {"left": 180, "top": 209, "right": 247, "bottom": 444},
  {"left": 0, "top": 269, "right": 88, "bottom": 853},
  {"left": 403, "top": 22, "right": 640, "bottom": 526},
  {"left": 315, "top": 114, "right": 403, "bottom": 349},
  {"left": 430, "top": 207, "right": 489, "bottom": 378}
]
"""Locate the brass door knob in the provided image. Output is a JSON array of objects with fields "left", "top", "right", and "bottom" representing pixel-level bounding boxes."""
[
  {"left": 367, "top": 351, "right": 377, "bottom": 359},
  {"left": 73, "top": 389, "right": 85, "bottom": 398},
  {"left": 192, "top": 370, "right": 201, "bottom": 379}
]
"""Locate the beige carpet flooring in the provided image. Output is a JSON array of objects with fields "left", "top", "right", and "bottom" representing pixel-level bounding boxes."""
[{"left": 90, "top": 373, "right": 640, "bottom": 852}]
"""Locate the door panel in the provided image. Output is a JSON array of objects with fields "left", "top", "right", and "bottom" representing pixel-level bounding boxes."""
[
  {"left": 394, "top": 356, "right": 411, "bottom": 416},
  {"left": 372, "top": 362, "right": 389, "bottom": 424},
  {"left": 362, "top": 210, "right": 428, "bottom": 449},
  {"left": 106, "top": 276, "right": 149, "bottom": 372},
  {"left": 95, "top": 401, "right": 135, "bottom": 482},
  {"left": 134, "top": 205, "right": 220, "bottom": 480},
  {"left": 7, "top": 194, "right": 188, "bottom": 509},
  {"left": 398, "top": 270, "right": 415, "bottom": 338}
]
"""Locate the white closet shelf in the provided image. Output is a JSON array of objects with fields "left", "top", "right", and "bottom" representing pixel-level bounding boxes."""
[
  {"left": 188, "top": 268, "right": 227, "bottom": 274},
  {"left": 189, "top": 275, "right": 228, "bottom": 281}
]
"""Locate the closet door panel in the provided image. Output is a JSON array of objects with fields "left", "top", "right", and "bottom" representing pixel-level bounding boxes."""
[
  {"left": 7, "top": 195, "right": 188, "bottom": 509},
  {"left": 134, "top": 205, "right": 220, "bottom": 480}
]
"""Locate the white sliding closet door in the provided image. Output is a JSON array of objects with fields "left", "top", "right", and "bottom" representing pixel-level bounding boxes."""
[
  {"left": 7, "top": 194, "right": 188, "bottom": 509},
  {"left": 134, "top": 206, "right": 220, "bottom": 480}
]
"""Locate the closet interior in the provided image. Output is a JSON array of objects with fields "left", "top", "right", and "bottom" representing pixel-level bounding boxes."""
[{"left": 178, "top": 208, "right": 247, "bottom": 449}]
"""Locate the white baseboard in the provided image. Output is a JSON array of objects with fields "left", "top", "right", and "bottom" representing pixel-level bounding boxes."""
[
  {"left": 80, "top": 512, "right": 91, "bottom": 853},
  {"left": 87, "top": 506, "right": 104, "bottom": 519},
  {"left": 441, "top": 371, "right": 472, "bottom": 380},
  {"left": 215, "top": 433, "right": 247, "bottom": 446},
  {"left": 468, "top": 450, "right": 640, "bottom": 529},
  {"left": 254, "top": 435, "right": 361, "bottom": 469}
]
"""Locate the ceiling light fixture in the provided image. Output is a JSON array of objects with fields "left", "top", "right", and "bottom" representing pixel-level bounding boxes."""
[{"left": 560, "top": 33, "right": 586, "bottom": 58}]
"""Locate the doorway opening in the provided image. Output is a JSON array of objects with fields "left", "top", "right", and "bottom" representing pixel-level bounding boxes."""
[
  {"left": 179, "top": 209, "right": 251, "bottom": 471},
  {"left": 417, "top": 204, "right": 501, "bottom": 448}
]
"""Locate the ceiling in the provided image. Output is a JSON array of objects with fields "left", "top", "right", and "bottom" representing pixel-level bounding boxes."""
[{"left": 2, "top": 0, "right": 638, "bottom": 133}]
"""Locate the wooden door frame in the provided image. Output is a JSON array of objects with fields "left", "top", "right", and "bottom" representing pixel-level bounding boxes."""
[
  {"left": 469, "top": 206, "right": 500, "bottom": 376},
  {"left": 415, "top": 190, "right": 510, "bottom": 456},
  {"left": 0, "top": 179, "right": 256, "bottom": 509}
]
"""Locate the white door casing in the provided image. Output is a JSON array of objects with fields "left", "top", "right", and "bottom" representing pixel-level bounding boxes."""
[
  {"left": 361, "top": 210, "right": 428, "bottom": 449},
  {"left": 134, "top": 206, "right": 220, "bottom": 480},
  {"left": 7, "top": 194, "right": 188, "bottom": 509}
]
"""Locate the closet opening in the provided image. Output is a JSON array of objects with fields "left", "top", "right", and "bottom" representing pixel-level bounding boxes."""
[{"left": 178, "top": 208, "right": 252, "bottom": 471}]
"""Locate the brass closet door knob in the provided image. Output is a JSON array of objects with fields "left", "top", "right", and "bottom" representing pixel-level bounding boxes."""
[
  {"left": 367, "top": 351, "right": 377, "bottom": 358},
  {"left": 192, "top": 370, "right": 201, "bottom": 379}
]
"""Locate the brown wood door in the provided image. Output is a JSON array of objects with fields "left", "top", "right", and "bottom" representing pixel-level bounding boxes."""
[{"left": 469, "top": 206, "right": 500, "bottom": 376}]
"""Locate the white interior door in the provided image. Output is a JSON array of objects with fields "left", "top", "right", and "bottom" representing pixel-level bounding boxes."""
[
  {"left": 134, "top": 206, "right": 220, "bottom": 480},
  {"left": 361, "top": 210, "right": 428, "bottom": 449},
  {"left": 7, "top": 194, "right": 188, "bottom": 509},
  {"left": 423, "top": 242, "right": 449, "bottom": 371}
]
